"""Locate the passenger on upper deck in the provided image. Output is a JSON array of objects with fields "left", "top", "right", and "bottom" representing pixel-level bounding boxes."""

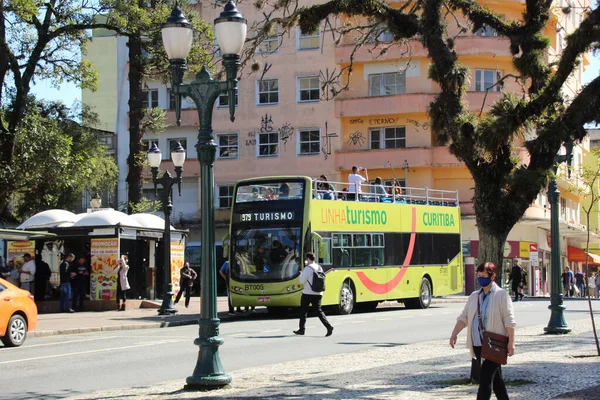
[
  {"left": 373, "top": 177, "right": 388, "bottom": 201},
  {"left": 388, "top": 178, "right": 403, "bottom": 197},
  {"left": 317, "top": 175, "right": 336, "bottom": 200},
  {"left": 251, "top": 187, "right": 264, "bottom": 200},
  {"left": 348, "top": 166, "right": 368, "bottom": 201},
  {"left": 279, "top": 183, "right": 291, "bottom": 198},
  {"left": 265, "top": 188, "right": 277, "bottom": 200}
]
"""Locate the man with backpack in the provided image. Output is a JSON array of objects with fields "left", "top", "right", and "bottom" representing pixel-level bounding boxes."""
[{"left": 294, "top": 252, "right": 333, "bottom": 337}]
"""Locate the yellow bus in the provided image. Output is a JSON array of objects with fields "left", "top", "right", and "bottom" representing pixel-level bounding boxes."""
[{"left": 227, "top": 176, "right": 463, "bottom": 314}]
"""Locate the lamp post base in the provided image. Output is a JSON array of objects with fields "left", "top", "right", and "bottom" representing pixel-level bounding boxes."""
[
  {"left": 544, "top": 293, "right": 571, "bottom": 334},
  {"left": 185, "top": 317, "right": 231, "bottom": 390},
  {"left": 157, "top": 290, "right": 178, "bottom": 316}
]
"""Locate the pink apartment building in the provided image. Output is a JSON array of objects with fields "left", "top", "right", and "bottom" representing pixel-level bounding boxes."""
[{"left": 84, "top": 0, "right": 593, "bottom": 295}]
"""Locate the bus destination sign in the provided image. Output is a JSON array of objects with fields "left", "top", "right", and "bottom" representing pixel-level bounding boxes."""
[{"left": 236, "top": 211, "right": 296, "bottom": 222}]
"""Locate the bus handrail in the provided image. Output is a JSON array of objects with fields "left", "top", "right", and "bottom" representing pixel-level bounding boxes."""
[{"left": 313, "top": 179, "right": 460, "bottom": 206}]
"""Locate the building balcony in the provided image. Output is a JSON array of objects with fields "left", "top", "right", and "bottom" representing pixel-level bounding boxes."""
[
  {"left": 335, "top": 91, "right": 502, "bottom": 118},
  {"left": 335, "top": 36, "right": 512, "bottom": 64},
  {"left": 335, "top": 146, "right": 462, "bottom": 171},
  {"left": 165, "top": 108, "right": 198, "bottom": 127}
]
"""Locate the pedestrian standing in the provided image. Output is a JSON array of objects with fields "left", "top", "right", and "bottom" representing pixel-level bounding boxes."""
[
  {"left": 20, "top": 253, "right": 36, "bottom": 293},
  {"left": 507, "top": 259, "right": 524, "bottom": 301},
  {"left": 115, "top": 256, "right": 130, "bottom": 311},
  {"left": 59, "top": 253, "right": 75, "bottom": 313},
  {"left": 588, "top": 273, "right": 596, "bottom": 298},
  {"left": 174, "top": 261, "right": 197, "bottom": 308},
  {"left": 70, "top": 256, "right": 90, "bottom": 312},
  {"left": 220, "top": 258, "right": 241, "bottom": 314},
  {"left": 595, "top": 272, "right": 600, "bottom": 299},
  {"left": 294, "top": 252, "right": 333, "bottom": 337},
  {"left": 34, "top": 254, "right": 52, "bottom": 302},
  {"left": 449, "top": 261, "right": 516, "bottom": 400},
  {"left": 574, "top": 269, "right": 585, "bottom": 298}
]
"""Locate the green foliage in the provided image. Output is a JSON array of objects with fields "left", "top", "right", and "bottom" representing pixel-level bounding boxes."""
[
  {"left": 127, "top": 197, "right": 162, "bottom": 214},
  {"left": 8, "top": 99, "right": 117, "bottom": 218}
]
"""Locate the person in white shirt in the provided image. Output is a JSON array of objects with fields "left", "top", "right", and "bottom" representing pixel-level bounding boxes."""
[
  {"left": 294, "top": 252, "right": 333, "bottom": 337},
  {"left": 347, "top": 166, "right": 368, "bottom": 201},
  {"left": 20, "top": 253, "right": 36, "bottom": 293}
]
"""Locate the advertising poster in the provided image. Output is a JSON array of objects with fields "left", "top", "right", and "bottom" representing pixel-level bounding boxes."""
[
  {"left": 7, "top": 241, "right": 36, "bottom": 263},
  {"left": 170, "top": 242, "right": 185, "bottom": 295},
  {"left": 90, "top": 238, "right": 119, "bottom": 300}
]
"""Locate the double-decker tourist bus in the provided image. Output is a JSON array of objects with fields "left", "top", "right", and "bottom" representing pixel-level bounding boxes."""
[{"left": 227, "top": 176, "right": 463, "bottom": 314}]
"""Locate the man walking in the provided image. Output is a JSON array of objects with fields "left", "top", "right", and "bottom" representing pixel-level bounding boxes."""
[
  {"left": 34, "top": 254, "right": 52, "bottom": 302},
  {"left": 595, "top": 272, "right": 600, "bottom": 299},
  {"left": 20, "top": 253, "right": 36, "bottom": 293},
  {"left": 174, "top": 262, "right": 197, "bottom": 308},
  {"left": 59, "top": 253, "right": 75, "bottom": 313},
  {"left": 574, "top": 269, "right": 585, "bottom": 298},
  {"left": 294, "top": 252, "right": 333, "bottom": 337},
  {"left": 508, "top": 259, "right": 524, "bottom": 301}
]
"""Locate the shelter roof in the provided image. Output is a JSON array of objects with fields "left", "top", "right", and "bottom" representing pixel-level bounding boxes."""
[{"left": 17, "top": 209, "right": 80, "bottom": 229}]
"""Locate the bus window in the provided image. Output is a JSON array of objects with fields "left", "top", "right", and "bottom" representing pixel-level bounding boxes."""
[
  {"left": 371, "top": 234, "right": 385, "bottom": 266},
  {"left": 321, "top": 238, "right": 332, "bottom": 265}
]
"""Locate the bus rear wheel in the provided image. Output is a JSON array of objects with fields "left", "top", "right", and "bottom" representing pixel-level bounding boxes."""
[
  {"left": 336, "top": 281, "right": 355, "bottom": 315},
  {"left": 405, "top": 278, "right": 432, "bottom": 309}
]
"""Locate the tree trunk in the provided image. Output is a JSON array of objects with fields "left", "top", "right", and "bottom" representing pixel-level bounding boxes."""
[
  {"left": 126, "top": 33, "right": 144, "bottom": 214},
  {"left": 476, "top": 225, "right": 509, "bottom": 284}
]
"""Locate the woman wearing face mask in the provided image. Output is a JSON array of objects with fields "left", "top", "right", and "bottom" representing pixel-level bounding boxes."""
[{"left": 449, "top": 262, "right": 516, "bottom": 400}]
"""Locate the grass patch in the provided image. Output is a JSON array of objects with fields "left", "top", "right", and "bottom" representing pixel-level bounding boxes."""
[{"left": 435, "top": 378, "right": 534, "bottom": 387}]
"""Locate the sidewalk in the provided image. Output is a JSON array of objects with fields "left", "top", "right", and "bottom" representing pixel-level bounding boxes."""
[
  {"left": 64, "top": 316, "right": 600, "bottom": 400},
  {"left": 31, "top": 296, "right": 470, "bottom": 338}
]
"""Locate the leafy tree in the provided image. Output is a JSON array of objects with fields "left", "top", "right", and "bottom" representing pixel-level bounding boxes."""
[
  {"left": 246, "top": 0, "right": 600, "bottom": 278},
  {"left": 568, "top": 145, "right": 600, "bottom": 355},
  {"left": 7, "top": 99, "right": 118, "bottom": 219},
  {"left": 0, "top": 0, "right": 131, "bottom": 220},
  {"left": 99, "top": 0, "right": 213, "bottom": 213}
]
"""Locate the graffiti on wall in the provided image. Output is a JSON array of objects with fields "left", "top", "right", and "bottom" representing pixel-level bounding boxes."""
[
  {"left": 347, "top": 131, "right": 365, "bottom": 146},
  {"left": 321, "top": 122, "right": 338, "bottom": 160},
  {"left": 245, "top": 114, "right": 295, "bottom": 151}
]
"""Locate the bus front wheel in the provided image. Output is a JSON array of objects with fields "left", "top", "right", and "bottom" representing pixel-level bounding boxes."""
[
  {"left": 336, "top": 281, "right": 355, "bottom": 315},
  {"left": 405, "top": 278, "right": 432, "bottom": 309}
]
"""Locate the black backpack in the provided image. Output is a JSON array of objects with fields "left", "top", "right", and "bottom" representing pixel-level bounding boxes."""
[{"left": 309, "top": 267, "right": 326, "bottom": 292}]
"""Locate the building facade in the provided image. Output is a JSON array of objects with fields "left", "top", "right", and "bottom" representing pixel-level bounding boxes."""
[{"left": 82, "top": 1, "right": 595, "bottom": 295}]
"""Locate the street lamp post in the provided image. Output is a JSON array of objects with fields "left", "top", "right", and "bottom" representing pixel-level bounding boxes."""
[
  {"left": 161, "top": 0, "right": 246, "bottom": 389},
  {"left": 544, "top": 142, "right": 573, "bottom": 334},
  {"left": 147, "top": 142, "right": 186, "bottom": 316}
]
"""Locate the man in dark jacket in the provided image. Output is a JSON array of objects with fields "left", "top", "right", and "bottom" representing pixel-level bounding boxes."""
[
  {"left": 174, "top": 262, "right": 197, "bottom": 308},
  {"left": 34, "top": 254, "right": 52, "bottom": 302},
  {"left": 59, "top": 253, "right": 75, "bottom": 313},
  {"left": 508, "top": 259, "right": 524, "bottom": 301}
]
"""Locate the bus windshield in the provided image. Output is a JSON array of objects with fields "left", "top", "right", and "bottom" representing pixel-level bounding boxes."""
[
  {"left": 231, "top": 226, "right": 301, "bottom": 282},
  {"left": 235, "top": 181, "right": 304, "bottom": 203}
]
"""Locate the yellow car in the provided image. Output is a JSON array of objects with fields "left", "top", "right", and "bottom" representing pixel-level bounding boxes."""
[{"left": 0, "top": 277, "right": 38, "bottom": 347}]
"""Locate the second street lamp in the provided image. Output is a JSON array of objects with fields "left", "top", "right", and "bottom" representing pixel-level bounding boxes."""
[
  {"left": 161, "top": 0, "right": 247, "bottom": 389},
  {"left": 147, "top": 142, "right": 186, "bottom": 316},
  {"left": 544, "top": 142, "right": 573, "bottom": 334}
]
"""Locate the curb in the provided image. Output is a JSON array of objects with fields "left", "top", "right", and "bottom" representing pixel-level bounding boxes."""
[{"left": 29, "top": 318, "right": 200, "bottom": 338}]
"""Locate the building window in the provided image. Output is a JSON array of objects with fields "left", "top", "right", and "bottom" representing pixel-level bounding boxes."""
[
  {"left": 368, "top": 25, "right": 393, "bottom": 42},
  {"left": 257, "top": 28, "right": 280, "bottom": 54},
  {"left": 167, "top": 89, "right": 176, "bottom": 110},
  {"left": 475, "top": 25, "right": 498, "bottom": 37},
  {"left": 257, "top": 132, "right": 279, "bottom": 157},
  {"left": 475, "top": 69, "right": 502, "bottom": 92},
  {"left": 560, "top": 197, "right": 567, "bottom": 221},
  {"left": 217, "top": 185, "right": 234, "bottom": 209},
  {"left": 217, "top": 133, "right": 239, "bottom": 159},
  {"left": 217, "top": 89, "right": 239, "bottom": 108},
  {"left": 368, "top": 72, "right": 405, "bottom": 97},
  {"left": 167, "top": 138, "right": 187, "bottom": 160},
  {"left": 297, "top": 28, "right": 320, "bottom": 50},
  {"left": 142, "top": 89, "right": 159, "bottom": 109},
  {"left": 142, "top": 139, "right": 152, "bottom": 152},
  {"left": 297, "top": 76, "right": 320, "bottom": 102},
  {"left": 298, "top": 129, "right": 320, "bottom": 155},
  {"left": 257, "top": 79, "right": 279, "bottom": 105},
  {"left": 370, "top": 127, "right": 406, "bottom": 149}
]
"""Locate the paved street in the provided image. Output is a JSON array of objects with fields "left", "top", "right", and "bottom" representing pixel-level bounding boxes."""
[{"left": 1, "top": 299, "right": 598, "bottom": 399}]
